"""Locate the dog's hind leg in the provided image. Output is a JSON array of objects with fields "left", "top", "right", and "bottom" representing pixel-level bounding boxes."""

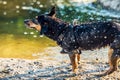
[
  {"left": 69, "top": 53, "right": 78, "bottom": 73},
  {"left": 102, "top": 48, "right": 119, "bottom": 76}
]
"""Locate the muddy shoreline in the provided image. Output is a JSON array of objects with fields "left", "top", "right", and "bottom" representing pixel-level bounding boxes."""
[{"left": 0, "top": 47, "right": 120, "bottom": 80}]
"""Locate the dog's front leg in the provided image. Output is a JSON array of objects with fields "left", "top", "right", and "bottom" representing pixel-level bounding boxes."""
[
  {"left": 69, "top": 53, "right": 78, "bottom": 73},
  {"left": 77, "top": 53, "right": 80, "bottom": 64}
]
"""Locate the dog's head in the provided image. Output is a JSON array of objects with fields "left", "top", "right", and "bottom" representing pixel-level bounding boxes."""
[{"left": 24, "top": 6, "right": 56, "bottom": 35}]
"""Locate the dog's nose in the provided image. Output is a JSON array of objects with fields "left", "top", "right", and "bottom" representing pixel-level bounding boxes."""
[{"left": 24, "top": 19, "right": 29, "bottom": 23}]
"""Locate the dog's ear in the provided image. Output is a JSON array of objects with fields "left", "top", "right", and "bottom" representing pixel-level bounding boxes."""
[{"left": 48, "top": 6, "right": 56, "bottom": 18}]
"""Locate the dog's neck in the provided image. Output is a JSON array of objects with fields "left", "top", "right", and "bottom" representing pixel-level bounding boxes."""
[
  {"left": 43, "top": 17, "right": 68, "bottom": 41},
  {"left": 35, "top": 25, "right": 41, "bottom": 31}
]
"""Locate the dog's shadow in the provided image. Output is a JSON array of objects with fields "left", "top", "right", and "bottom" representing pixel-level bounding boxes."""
[{"left": 1, "top": 62, "right": 110, "bottom": 80}]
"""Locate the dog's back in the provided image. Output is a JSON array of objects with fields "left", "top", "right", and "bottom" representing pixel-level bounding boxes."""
[{"left": 62, "top": 21, "right": 120, "bottom": 50}]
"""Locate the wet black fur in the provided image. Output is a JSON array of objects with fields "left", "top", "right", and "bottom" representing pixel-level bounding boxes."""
[{"left": 36, "top": 14, "right": 120, "bottom": 55}]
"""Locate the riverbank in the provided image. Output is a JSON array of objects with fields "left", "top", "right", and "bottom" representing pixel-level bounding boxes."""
[
  {"left": 0, "top": 47, "right": 120, "bottom": 80},
  {"left": 97, "top": 0, "right": 120, "bottom": 12}
]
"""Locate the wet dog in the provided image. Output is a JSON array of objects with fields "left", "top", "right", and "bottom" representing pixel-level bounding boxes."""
[{"left": 24, "top": 7, "right": 120, "bottom": 76}]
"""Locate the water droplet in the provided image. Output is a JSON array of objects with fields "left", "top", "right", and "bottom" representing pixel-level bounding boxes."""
[
  {"left": 30, "top": 3, "right": 34, "bottom": 5},
  {"left": 37, "top": 1, "right": 40, "bottom": 5},
  {"left": 3, "top": 1, "right": 7, "bottom": 5},
  {"left": 6, "top": 22, "right": 9, "bottom": 24},
  {"left": 30, "top": 32, "right": 34, "bottom": 34},
  {"left": 104, "top": 36, "right": 107, "bottom": 39},
  {"left": 39, "top": 5, "right": 43, "bottom": 8},
  {"left": 24, "top": 32, "right": 28, "bottom": 35},
  {"left": 33, "top": 0, "right": 36, "bottom": 2},
  {"left": 40, "top": 35, "right": 44, "bottom": 37},
  {"left": 16, "top": 5, "right": 20, "bottom": 9},
  {"left": 22, "top": 2, "right": 26, "bottom": 5},
  {"left": 33, "top": 35, "right": 37, "bottom": 38},
  {"left": 16, "top": 10, "right": 20, "bottom": 13},
  {"left": 10, "top": 21, "right": 14, "bottom": 23},
  {"left": 3, "top": 12, "right": 7, "bottom": 15}
]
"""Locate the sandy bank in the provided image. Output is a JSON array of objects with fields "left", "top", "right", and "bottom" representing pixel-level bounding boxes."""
[{"left": 0, "top": 47, "right": 120, "bottom": 80}]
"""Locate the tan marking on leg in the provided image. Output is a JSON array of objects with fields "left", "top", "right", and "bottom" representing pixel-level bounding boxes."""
[
  {"left": 108, "top": 48, "right": 113, "bottom": 60},
  {"left": 69, "top": 53, "right": 78, "bottom": 73},
  {"left": 77, "top": 54, "right": 80, "bottom": 64},
  {"left": 102, "top": 48, "right": 119, "bottom": 76},
  {"left": 109, "top": 48, "right": 118, "bottom": 71}
]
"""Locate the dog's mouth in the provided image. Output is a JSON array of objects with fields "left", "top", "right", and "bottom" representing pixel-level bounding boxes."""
[
  {"left": 25, "top": 22, "right": 30, "bottom": 26},
  {"left": 24, "top": 20, "right": 31, "bottom": 28},
  {"left": 24, "top": 19, "right": 42, "bottom": 32},
  {"left": 24, "top": 19, "right": 38, "bottom": 29},
  {"left": 24, "top": 22, "right": 33, "bottom": 29},
  {"left": 24, "top": 23, "right": 33, "bottom": 29}
]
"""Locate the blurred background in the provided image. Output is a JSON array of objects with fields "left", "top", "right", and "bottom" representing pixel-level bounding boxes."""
[{"left": 0, "top": 0, "right": 120, "bottom": 59}]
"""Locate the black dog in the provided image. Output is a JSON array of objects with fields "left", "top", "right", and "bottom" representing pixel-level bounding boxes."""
[{"left": 24, "top": 7, "right": 120, "bottom": 76}]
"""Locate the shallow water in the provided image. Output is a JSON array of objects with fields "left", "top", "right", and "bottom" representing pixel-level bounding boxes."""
[{"left": 0, "top": 0, "right": 120, "bottom": 59}]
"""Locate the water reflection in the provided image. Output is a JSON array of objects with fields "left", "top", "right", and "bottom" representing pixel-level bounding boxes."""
[{"left": 22, "top": 6, "right": 40, "bottom": 13}]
